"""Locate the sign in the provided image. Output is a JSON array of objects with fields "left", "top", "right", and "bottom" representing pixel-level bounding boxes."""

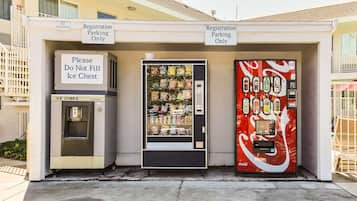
[
  {"left": 55, "top": 20, "right": 71, "bottom": 30},
  {"left": 61, "top": 54, "right": 104, "bottom": 84},
  {"left": 82, "top": 23, "right": 115, "bottom": 44},
  {"left": 205, "top": 25, "right": 237, "bottom": 46}
]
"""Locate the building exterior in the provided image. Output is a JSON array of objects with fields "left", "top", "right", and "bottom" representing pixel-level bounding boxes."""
[
  {"left": 245, "top": 1, "right": 357, "bottom": 175},
  {"left": 0, "top": 0, "right": 214, "bottom": 143},
  {"left": 25, "top": 17, "right": 333, "bottom": 181}
]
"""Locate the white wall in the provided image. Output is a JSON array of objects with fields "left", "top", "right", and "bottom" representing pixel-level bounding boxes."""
[
  {"left": 113, "top": 49, "right": 302, "bottom": 166},
  {"left": 301, "top": 45, "right": 318, "bottom": 175},
  {"left": 0, "top": 105, "right": 20, "bottom": 143}
]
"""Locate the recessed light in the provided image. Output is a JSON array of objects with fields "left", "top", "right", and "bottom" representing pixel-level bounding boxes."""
[{"left": 127, "top": 6, "right": 136, "bottom": 11}]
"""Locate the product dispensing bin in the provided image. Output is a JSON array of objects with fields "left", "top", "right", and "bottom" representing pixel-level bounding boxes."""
[{"left": 50, "top": 51, "right": 117, "bottom": 170}]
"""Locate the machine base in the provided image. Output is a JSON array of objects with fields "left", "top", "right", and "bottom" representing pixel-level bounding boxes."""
[
  {"left": 142, "top": 150, "right": 206, "bottom": 169},
  {"left": 50, "top": 156, "right": 107, "bottom": 169}
]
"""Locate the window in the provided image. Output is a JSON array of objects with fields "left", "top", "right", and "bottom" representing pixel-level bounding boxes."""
[
  {"left": 97, "top": 11, "right": 116, "bottom": 19},
  {"left": 60, "top": 0, "right": 78, "bottom": 19},
  {"left": 341, "top": 33, "right": 357, "bottom": 56},
  {"left": 39, "top": 0, "right": 59, "bottom": 16},
  {"left": 0, "top": 0, "right": 11, "bottom": 20}
]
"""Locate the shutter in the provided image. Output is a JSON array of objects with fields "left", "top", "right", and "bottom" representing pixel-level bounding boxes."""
[
  {"left": 39, "top": 0, "right": 58, "bottom": 16},
  {"left": 60, "top": 0, "right": 78, "bottom": 19}
]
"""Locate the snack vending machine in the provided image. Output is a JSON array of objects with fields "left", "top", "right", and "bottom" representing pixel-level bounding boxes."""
[
  {"left": 142, "top": 60, "right": 207, "bottom": 169},
  {"left": 235, "top": 59, "right": 297, "bottom": 174}
]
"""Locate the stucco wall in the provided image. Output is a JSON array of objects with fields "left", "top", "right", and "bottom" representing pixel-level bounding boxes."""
[
  {"left": 0, "top": 105, "right": 20, "bottom": 143},
  {"left": 333, "top": 20, "right": 357, "bottom": 54},
  {"left": 26, "top": 0, "right": 178, "bottom": 20},
  {"left": 111, "top": 50, "right": 303, "bottom": 166}
]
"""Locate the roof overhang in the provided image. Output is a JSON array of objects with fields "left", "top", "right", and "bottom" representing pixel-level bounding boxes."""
[{"left": 24, "top": 17, "right": 334, "bottom": 44}]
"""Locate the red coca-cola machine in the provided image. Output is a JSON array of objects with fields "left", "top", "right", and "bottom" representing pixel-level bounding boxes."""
[{"left": 235, "top": 59, "right": 297, "bottom": 174}]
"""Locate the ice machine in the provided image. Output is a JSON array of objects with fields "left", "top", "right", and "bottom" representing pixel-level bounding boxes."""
[{"left": 50, "top": 51, "right": 117, "bottom": 170}]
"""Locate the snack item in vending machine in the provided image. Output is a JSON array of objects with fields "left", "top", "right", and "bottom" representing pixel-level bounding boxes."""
[
  {"left": 263, "top": 76, "right": 271, "bottom": 93},
  {"left": 169, "top": 126, "right": 177, "bottom": 135},
  {"left": 168, "top": 79, "right": 177, "bottom": 89},
  {"left": 185, "top": 79, "right": 192, "bottom": 89},
  {"left": 242, "top": 98, "right": 250, "bottom": 115},
  {"left": 151, "top": 125, "right": 159, "bottom": 135},
  {"left": 150, "top": 105, "right": 160, "bottom": 113},
  {"left": 169, "top": 104, "right": 176, "bottom": 112},
  {"left": 177, "top": 80, "right": 185, "bottom": 89},
  {"left": 184, "top": 115, "right": 192, "bottom": 124},
  {"left": 159, "top": 65, "right": 167, "bottom": 76},
  {"left": 160, "top": 125, "right": 169, "bottom": 135},
  {"left": 161, "top": 104, "right": 168, "bottom": 113},
  {"left": 186, "top": 128, "right": 192, "bottom": 135},
  {"left": 176, "top": 66, "right": 185, "bottom": 76},
  {"left": 252, "top": 77, "right": 260, "bottom": 93},
  {"left": 185, "top": 105, "right": 192, "bottom": 113},
  {"left": 168, "top": 66, "right": 176, "bottom": 76},
  {"left": 176, "top": 116, "right": 182, "bottom": 125},
  {"left": 150, "top": 116, "right": 155, "bottom": 125},
  {"left": 177, "top": 127, "right": 186, "bottom": 135},
  {"left": 252, "top": 98, "right": 260, "bottom": 115},
  {"left": 160, "top": 79, "right": 168, "bottom": 89},
  {"left": 273, "top": 76, "right": 281, "bottom": 93},
  {"left": 169, "top": 93, "right": 176, "bottom": 101},
  {"left": 183, "top": 90, "right": 192, "bottom": 100},
  {"left": 151, "top": 91, "right": 159, "bottom": 101},
  {"left": 273, "top": 98, "right": 281, "bottom": 113},
  {"left": 243, "top": 76, "right": 250, "bottom": 93},
  {"left": 150, "top": 66, "right": 159, "bottom": 76},
  {"left": 160, "top": 92, "right": 169, "bottom": 101},
  {"left": 185, "top": 65, "right": 192, "bottom": 76},
  {"left": 177, "top": 91, "right": 184, "bottom": 101},
  {"left": 152, "top": 80, "right": 160, "bottom": 89},
  {"left": 263, "top": 98, "right": 271, "bottom": 115}
]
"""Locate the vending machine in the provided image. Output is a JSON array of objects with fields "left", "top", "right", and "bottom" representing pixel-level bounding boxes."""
[
  {"left": 235, "top": 59, "right": 297, "bottom": 174},
  {"left": 142, "top": 59, "right": 207, "bottom": 169},
  {"left": 50, "top": 51, "right": 117, "bottom": 170}
]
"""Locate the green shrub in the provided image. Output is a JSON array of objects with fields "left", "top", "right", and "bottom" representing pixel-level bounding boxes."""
[{"left": 0, "top": 139, "right": 26, "bottom": 161}]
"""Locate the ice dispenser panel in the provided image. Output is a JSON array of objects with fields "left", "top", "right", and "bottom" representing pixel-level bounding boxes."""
[{"left": 62, "top": 101, "right": 94, "bottom": 156}]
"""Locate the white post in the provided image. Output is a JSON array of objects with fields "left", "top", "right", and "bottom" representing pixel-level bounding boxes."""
[
  {"left": 317, "top": 36, "right": 333, "bottom": 181},
  {"left": 28, "top": 31, "right": 46, "bottom": 181}
]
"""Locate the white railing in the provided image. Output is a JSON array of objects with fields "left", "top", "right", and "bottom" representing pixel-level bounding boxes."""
[
  {"left": 0, "top": 6, "right": 29, "bottom": 101},
  {"left": 0, "top": 44, "right": 29, "bottom": 100},
  {"left": 333, "top": 52, "right": 357, "bottom": 73},
  {"left": 332, "top": 82, "right": 357, "bottom": 174}
]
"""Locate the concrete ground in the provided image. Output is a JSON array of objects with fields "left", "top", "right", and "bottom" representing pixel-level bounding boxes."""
[
  {"left": 1, "top": 163, "right": 356, "bottom": 201},
  {"left": 23, "top": 180, "right": 356, "bottom": 201},
  {"left": 334, "top": 173, "right": 357, "bottom": 197},
  {"left": 0, "top": 157, "right": 28, "bottom": 201},
  {"left": 0, "top": 172, "right": 28, "bottom": 201}
]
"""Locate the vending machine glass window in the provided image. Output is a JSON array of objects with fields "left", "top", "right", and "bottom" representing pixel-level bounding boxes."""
[{"left": 146, "top": 64, "right": 193, "bottom": 138}]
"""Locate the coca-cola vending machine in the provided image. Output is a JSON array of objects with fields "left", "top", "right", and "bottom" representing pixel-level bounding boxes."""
[{"left": 235, "top": 59, "right": 297, "bottom": 174}]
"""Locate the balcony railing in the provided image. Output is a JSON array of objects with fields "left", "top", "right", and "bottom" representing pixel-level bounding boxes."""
[
  {"left": 0, "top": 44, "right": 29, "bottom": 100},
  {"left": 0, "top": 6, "right": 29, "bottom": 102},
  {"left": 333, "top": 52, "right": 357, "bottom": 74}
]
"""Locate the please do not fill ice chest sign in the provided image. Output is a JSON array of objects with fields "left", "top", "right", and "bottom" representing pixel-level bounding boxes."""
[
  {"left": 205, "top": 25, "right": 237, "bottom": 46},
  {"left": 61, "top": 54, "right": 104, "bottom": 84},
  {"left": 54, "top": 51, "right": 118, "bottom": 92}
]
